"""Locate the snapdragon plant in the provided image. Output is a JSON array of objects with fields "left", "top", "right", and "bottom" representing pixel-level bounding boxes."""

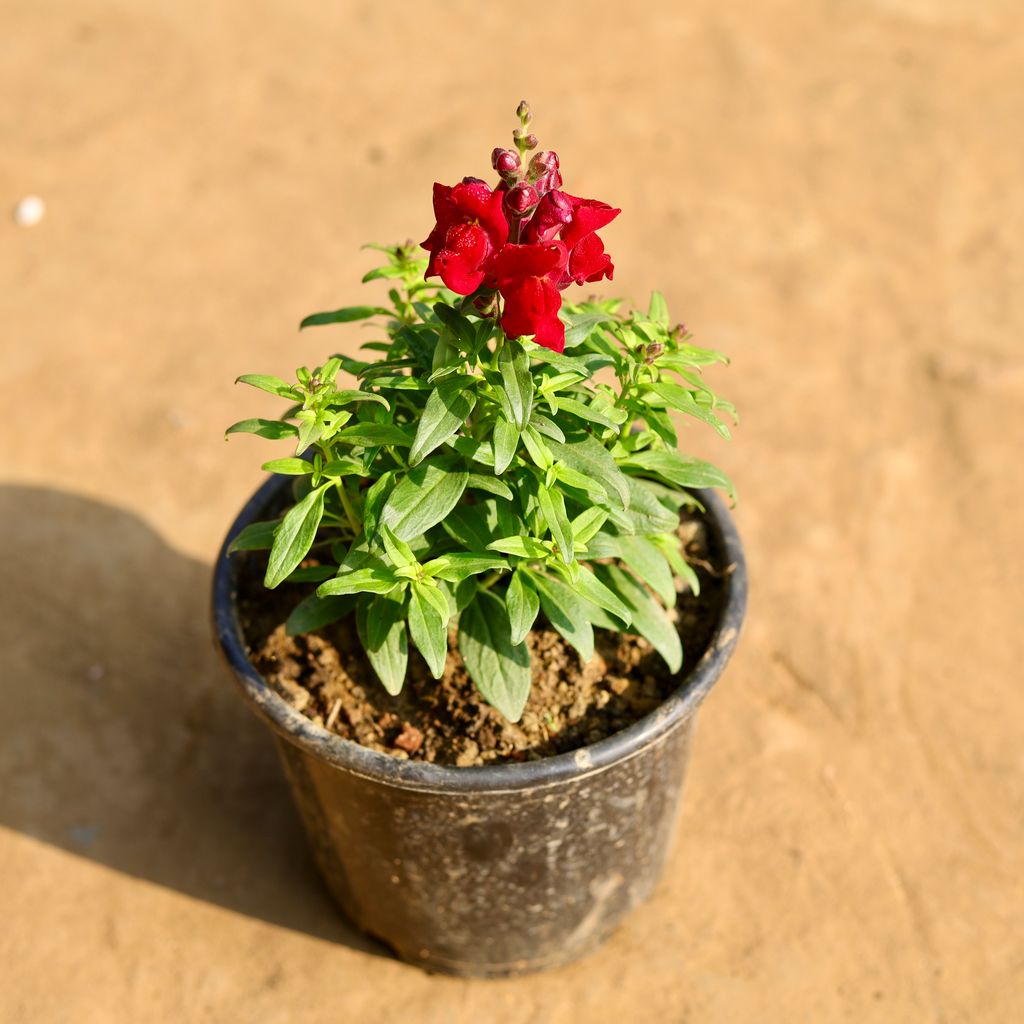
[{"left": 226, "top": 105, "right": 735, "bottom": 722}]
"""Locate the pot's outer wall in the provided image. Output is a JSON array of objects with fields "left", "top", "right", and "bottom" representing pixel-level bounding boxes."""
[
  {"left": 212, "top": 475, "right": 746, "bottom": 977},
  {"left": 275, "top": 721, "right": 695, "bottom": 974}
]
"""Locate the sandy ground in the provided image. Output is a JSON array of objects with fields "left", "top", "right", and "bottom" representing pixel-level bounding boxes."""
[{"left": 3, "top": 0, "right": 1023, "bottom": 1020}]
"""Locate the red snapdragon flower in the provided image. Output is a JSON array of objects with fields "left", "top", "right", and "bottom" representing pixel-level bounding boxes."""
[
  {"left": 421, "top": 110, "right": 619, "bottom": 354},
  {"left": 526, "top": 192, "right": 620, "bottom": 287},
  {"left": 491, "top": 243, "right": 568, "bottom": 353},
  {"left": 421, "top": 178, "right": 509, "bottom": 294}
]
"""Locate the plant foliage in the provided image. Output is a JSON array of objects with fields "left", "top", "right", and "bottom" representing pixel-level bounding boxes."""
[{"left": 226, "top": 107, "right": 735, "bottom": 723}]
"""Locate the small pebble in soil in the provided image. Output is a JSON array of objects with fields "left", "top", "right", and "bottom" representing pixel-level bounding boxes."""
[
  {"left": 393, "top": 723, "right": 424, "bottom": 754},
  {"left": 13, "top": 195, "right": 45, "bottom": 226}
]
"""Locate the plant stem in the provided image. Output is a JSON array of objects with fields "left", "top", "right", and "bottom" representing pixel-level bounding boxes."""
[
  {"left": 336, "top": 481, "right": 360, "bottom": 534},
  {"left": 477, "top": 570, "right": 506, "bottom": 591}
]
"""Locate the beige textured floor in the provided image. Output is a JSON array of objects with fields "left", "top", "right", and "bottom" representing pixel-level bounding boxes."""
[{"left": 3, "top": 1, "right": 1023, "bottom": 1020}]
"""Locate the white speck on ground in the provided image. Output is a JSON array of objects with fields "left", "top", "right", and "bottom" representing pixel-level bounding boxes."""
[{"left": 13, "top": 195, "right": 45, "bottom": 226}]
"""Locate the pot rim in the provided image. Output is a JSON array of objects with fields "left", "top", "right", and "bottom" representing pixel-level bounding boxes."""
[{"left": 211, "top": 474, "right": 747, "bottom": 793}]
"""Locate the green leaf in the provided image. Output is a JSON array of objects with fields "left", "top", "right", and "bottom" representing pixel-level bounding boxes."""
[
  {"left": 546, "top": 436, "right": 631, "bottom": 509},
  {"left": 562, "top": 311, "right": 612, "bottom": 349},
  {"left": 366, "top": 374, "right": 433, "bottom": 391},
  {"left": 380, "top": 464, "right": 469, "bottom": 541},
  {"left": 620, "top": 477, "right": 680, "bottom": 535},
  {"left": 528, "top": 412, "right": 565, "bottom": 443},
  {"left": 451, "top": 577, "right": 477, "bottom": 612},
  {"left": 261, "top": 458, "right": 314, "bottom": 476},
  {"left": 321, "top": 456, "right": 366, "bottom": 479},
  {"left": 408, "top": 581, "right": 450, "bottom": 678},
  {"left": 361, "top": 264, "right": 406, "bottom": 283},
  {"left": 537, "top": 484, "right": 573, "bottom": 566},
  {"left": 493, "top": 418, "right": 519, "bottom": 475},
  {"left": 487, "top": 536, "right": 550, "bottom": 559},
  {"left": 393, "top": 324, "right": 439, "bottom": 371},
  {"left": 440, "top": 506, "right": 491, "bottom": 550},
  {"left": 660, "top": 345, "right": 729, "bottom": 368},
  {"left": 506, "top": 568, "right": 540, "bottom": 645},
  {"left": 613, "top": 535, "right": 676, "bottom": 607},
  {"left": 228, "top": 518, "right": 281, "bottom": 553},
  {"left": 528, "top": 572, "right": 594, "bottom": 661},
  {"left": 538, "top": 371, "right": 589, "bottom": 396},
  {"left": 555, "top": 396, "right": 623, "bottom": 430},
  {"left": 295, "top": 412, "right": 328, "bottom": 453},
  {"left": 284, "top": 564, "right": 337, "bottom": 583},
  {"left": 524, "top": 342, "right": 597, "bottom": 377},
  {"left": 643, "top": 407, "right": 678, "bottom": 447},
  {"left": 598, "top": 565, "right": 683, "bottom": 673},
  {"left": 487, "top": 497, "right": 522, "bottom": 542},
  {"left": 646, "top": 381, "right": 732, "bottom": 439},
  {"left": 225, "top": 418, "right": 299, "bottom": 441},
  {"left": 379, "top": 523, "right": 417, "bottom": 568},
  {"left": 466, "top": 473, "right": 513, "bottom": 500},
  {"left": 621, "top": 449, "right": 735, "bottom": 499},
  {"left": 497, "top": 340, "right": 534, "bottom": 430},
  {"left": 357, "top": 593, "right": 408, "bottom": 694},
  {"left": 520, "top": 425, "right": 553, "bottom": 470},
  {"left": 570, "top": 507, "right": 608, "bottom": 546},
  {"left": 648, "top": 291, "right": 669, "bottom": 327},
  {"left": 317, "top": 566, "right": 401, "bottom": 596},
  {"left": 652, "top": 534, "right": 701, "bottom": 597},
  {"left": 408, "top": 379, "right": 478, "bottom": 466},
  {"left": 458, "top": 589, "right": 531, "bottom": 722},
  {"left": 551, "top": 463, "right": 608, "bottom": 503},
  {"left": 335, "top": 423, "right": 414, "bottom": 448},
  {"left": 432, "top": 302, "right": 476, "bottom": 351},
  {"left": 361, "top": 470, "right": 394, "bottom": 537},
  {"left": 569, "top": 565, "right": 632, "bottom": 626},
  {"left": 445, "top": 433, "right": 496, "bottom": 468},
  {"left": 322, "top": 389, "right": 390, "bottom": 410},
  {"left": 421, "top": 552, "right": 508, "bottom": 583},
  {"left": 286, "top": 593, "right": 355, "bottom": 636},
  {"left": 235, "top": 374, "right": 301, "bottom": 399},
  {"left": 300, "top": 306, "right": 389, "bottom": 329},
  {"left": 265, "top": 484, "right": 328, "bottom": 589}
]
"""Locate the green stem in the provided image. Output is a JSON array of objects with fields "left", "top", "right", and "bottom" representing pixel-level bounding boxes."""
[
  {"left": 387, "top": 445, "right": 409, "bottom": 470},
  {"left": 477, "top": 570, "right": 505, "bottom": 591},
  {"left": 336, "top": 480, "right": 360, "bottom": 534}
]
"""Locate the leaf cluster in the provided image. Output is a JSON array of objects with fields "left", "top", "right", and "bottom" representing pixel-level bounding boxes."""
[{"left": 226, "top": 245, "right": 736, "bottom": 721}]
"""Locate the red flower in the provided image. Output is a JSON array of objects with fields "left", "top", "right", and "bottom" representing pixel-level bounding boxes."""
[
  {"left": 525, "top": 192, "right": 619, "bottom": 287},
  {"left": 491, "top": 243, "right": 568, "bottom": 352},
  {"left": 421, "top": 178, "right": 509, "bottom": 295}
]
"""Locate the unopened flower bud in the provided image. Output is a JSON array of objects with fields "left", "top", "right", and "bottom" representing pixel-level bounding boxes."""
[
  {"left": 528, "top": 150, "right": 559, "bottom": 180},
  {"left": 644, "top": 342, "right": 665, "bottom": 365},
  {"left": 503, "top": 181, "right": 540, "bottom": 218},
  {"left": 516, "top": 100, "right": 531, "bottom": 122},
  {"left": 522, "top": 133, "right": 538, "bottom": 150},
  {"left": 491, "top": 147, "right": 521, "bottom": 177},
  {"left": 473, "top": 291, "right": 498, "bottom": 317},
  {"left": 533, "top": 168, "right": 563, "bottom": 197}
]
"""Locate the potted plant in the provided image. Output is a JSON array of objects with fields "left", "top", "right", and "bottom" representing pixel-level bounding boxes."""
[{"left": 212, "top": 102, "right": 746, "bottom": 977}]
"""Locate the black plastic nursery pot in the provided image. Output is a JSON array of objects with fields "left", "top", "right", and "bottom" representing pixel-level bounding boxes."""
[{"left": 212, "top": 473, "right": 747, "bottom": 977}]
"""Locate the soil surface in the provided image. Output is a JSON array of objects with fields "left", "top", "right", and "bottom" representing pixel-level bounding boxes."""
[{"left": 238, "top": 517, "right": 727, "bottom": 765}]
